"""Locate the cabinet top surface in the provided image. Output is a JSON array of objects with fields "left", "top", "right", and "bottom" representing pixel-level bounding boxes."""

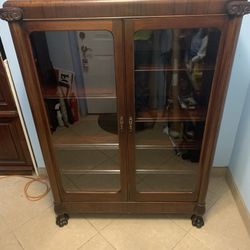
[{"left": 1, "top": 0, "right": 247, "bottom": 19}]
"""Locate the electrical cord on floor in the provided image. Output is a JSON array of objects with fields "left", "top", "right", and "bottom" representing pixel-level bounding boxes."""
[{"left": 0, "top": 175, "right": 51, "bottom": 201}]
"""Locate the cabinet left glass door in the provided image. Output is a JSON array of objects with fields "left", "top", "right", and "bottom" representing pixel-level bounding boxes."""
[{"left": 29, "top": 24, "right": 126, "bottom": 197}]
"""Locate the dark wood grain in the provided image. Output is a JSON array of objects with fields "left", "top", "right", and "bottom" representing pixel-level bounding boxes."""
[
  {"left": 2, "top": 0, "right": 244, "bottom": 20},
  {"left": 0, "top": 117, "right": 33, "bottom": 174}
]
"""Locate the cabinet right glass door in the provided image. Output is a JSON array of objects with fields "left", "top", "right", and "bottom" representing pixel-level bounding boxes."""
[{"left": 127, "top": 19, "right": 222, "bottom": 201}]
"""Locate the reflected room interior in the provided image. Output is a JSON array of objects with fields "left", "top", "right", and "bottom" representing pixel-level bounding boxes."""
[{"left": 30, "top": 28, "right": 220, "bottom": 193}]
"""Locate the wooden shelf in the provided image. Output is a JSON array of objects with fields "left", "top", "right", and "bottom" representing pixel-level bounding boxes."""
[
  {"left": 61, "top": 169, "right": 195, "bottom": 175},
  {"left": 53, "top": 134, "right": 119, "bottom": 150},
  {"left": 134, "top": 64, "right": 214, "bottom": 72},
  {"left": 136, "top": 105, "right": 206, "bottom": 122},
  {"left": 42, "top": 85, "right": 116, "bottom": 99},
  {"left": 136, "top": 136, "right": 200, "bottom": 150},
  {"left": 136, "top": 140, "right": 199, "bottom": 150}
]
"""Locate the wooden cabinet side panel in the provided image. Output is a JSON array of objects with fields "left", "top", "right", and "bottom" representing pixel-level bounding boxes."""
[
  {"left": 0, "top": 48, "right": 32, "bottom": 174},
  {"left": 0, "top": 59, "right": 16, "bottom": 111},
  {"left": 0, "top": 117, "right": 32, "bottom": 167},
  {"left": 197, "top": 17, "right": 243, "bottom": 206}
]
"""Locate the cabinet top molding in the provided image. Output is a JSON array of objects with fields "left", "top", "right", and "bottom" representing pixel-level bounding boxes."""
[{"left": 0, "top": 0, "right": 250, "bottom": 21}]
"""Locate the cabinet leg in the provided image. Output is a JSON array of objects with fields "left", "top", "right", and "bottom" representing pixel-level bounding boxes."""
[
  {"left": 191, "top": 214, "right": 204, "bottom": 228},
  {"left": 56, "top": 213, "right": 69, "bottom": 227}
]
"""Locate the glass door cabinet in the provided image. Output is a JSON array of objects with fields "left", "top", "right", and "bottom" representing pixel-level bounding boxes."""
[{"left": 1, "top": 0, "right": 249, "bottom": 228}]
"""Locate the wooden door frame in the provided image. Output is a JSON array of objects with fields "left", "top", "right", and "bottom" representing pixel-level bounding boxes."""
[
  {"left": 124, "top": 15, "right": 235, "bottom": 203},
  {"left": 9, "top": 19, "right": 128, "bottom": 202}
]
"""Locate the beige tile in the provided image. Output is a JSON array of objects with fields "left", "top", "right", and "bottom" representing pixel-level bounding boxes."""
[
  {"left": 135, "top": 149, "right": 174, "bottom": 169},
  {"left": 78, "top": 234, "right": 115, "bottom": 250},
  {"left": 137, "top": 173, "right": 196, "bottom": 192},
  {"left": 86, "top": 214, "right": 121, "bottom": 231},
  {"left": 101, "top": 150, "right": 119, "bottom": 163},
  {"left": 205, "top": 190, "right": 219, "bottom": 210},
  {"left": 93, "top": 158, "right": 119, "bottom": 171},
  {"left": 0, "top": 214, "right": 10, "bottom": 235},
  {"left": 14, "top": 207, "right": 97, "bottom": 250},
  {"left": 173, "top": 233, "right": 210, "bottom": 250},
  {"left": 170, "top": 214, "right": 193, "bottom": 232},
  {"left": 64, "top": 173, "right": 120, "bottom": 192},
  {"left": 169, "top": 189, "right": 221, "bottom": 233},
  {"left": 100, "top": 215, "right": 186, "bottom": 250},
  {"left": 61, "top": 174, "right": 79, "bottom": 191},
  {"left": 0, "top": 231, "right": 23, "bottom": 250},
  {"left": 0, "top": 176, "right": 23, "bottom": 188},
  {"left": 208, "top": 176, "right": 229, "bottom": 199},
  {"left": 190, "top": 191, "right": 250, "bottom": 250},
  {"left": 55, "top": 150, "right": 108, "bottom": 171},
  {"left": 0, "top": 177, "right": 53, "bottom": 230}
]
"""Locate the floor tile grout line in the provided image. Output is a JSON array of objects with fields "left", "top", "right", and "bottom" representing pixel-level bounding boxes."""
[
  {"left": 10, "top": 205, "right": 54, "bottom": 234},
  {"left": 171, "top": 217, "right": 192, "bottom": 233},
  {"left": 85, "top": 214, "right": 122, "bottom": 233},
  {"left": 175, "top": 231, "right": 213, "bottom": 250},
  {"left": 205, "top": 189, "right": 232, "bottom": 216},
  {"left": 171, "top": 230, "right": 189, "bottom": 250},
  {"left": 84, "top": 216, "right": 109, "bottom": 232},
  {"left": 187, "top": 229, "right": 213, "bottom": 250},
  {"left": 12, "top": 231, "right": 25, "bottom": 250},
  {"left": 0, "top": 213, "right": 10, "bottom": 234},
  {"left": 98, "top": 231, "right": 117, "bottom": 250},
  {"left": 76, "top": 231, "right": 99, "bottom": 250}
]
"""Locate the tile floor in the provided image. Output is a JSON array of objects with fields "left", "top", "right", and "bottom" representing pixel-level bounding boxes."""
[{"left": 0, "top": 175, "right": 249, "bottom": 250}]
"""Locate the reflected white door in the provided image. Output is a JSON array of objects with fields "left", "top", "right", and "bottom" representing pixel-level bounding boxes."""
[{"left": 77, "top": 31, "right": 116, "bottom": 113}]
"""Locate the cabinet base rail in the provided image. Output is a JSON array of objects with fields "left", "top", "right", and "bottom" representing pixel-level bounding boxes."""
[{"left": 54, "top": 201, "right": 205, "bottom": 228}]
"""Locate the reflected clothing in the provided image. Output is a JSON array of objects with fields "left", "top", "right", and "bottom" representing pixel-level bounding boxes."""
[
  {"left": 151, "top": 30, "right": 172, "bottom": 109},
  {"left": 134, "top": 30, "right": 172, "bottom": 112},
  {"left": 187, "top": 28, "right": 208, "bottom": 62}
]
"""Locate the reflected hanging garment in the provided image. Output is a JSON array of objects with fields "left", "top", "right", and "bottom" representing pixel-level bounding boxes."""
[
  {"left": 134, "top": 34, "right": 153, "bottom": 113},
  {"left": 150, "top": 30, "right": 172, "bottom": 109}
]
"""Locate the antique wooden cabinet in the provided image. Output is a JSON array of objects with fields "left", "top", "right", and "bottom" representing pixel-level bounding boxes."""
[
  {"left": 0, "top": 38, "right": 32, "bottom": 174},
  {"left": 1, "top": 0, "right": 249, "bottom": 227}
]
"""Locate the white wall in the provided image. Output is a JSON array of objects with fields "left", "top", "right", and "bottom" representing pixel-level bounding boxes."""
[
  {"left": 0, "top": 0, "right": 45, "bottom": 168},
  {"left": 46, "top": 31, "right": 74, "bottom": 71},
  {"left": 213, "top": 13, "right": 250, "bottom": 167},
  {"left": 227, "top": 13, "right": 250, "bottom": 212},
  {"left": 229, "top": 82, "right": 250, "bottom": 212}
]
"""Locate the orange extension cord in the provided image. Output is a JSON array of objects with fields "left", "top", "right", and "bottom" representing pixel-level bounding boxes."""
[{"left": 0, "top": 175, "right": 50, "bottom": 201}]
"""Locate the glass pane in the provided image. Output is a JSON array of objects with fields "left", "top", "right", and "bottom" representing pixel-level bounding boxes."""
[
  {"left": 134, "top": 28, "right": 221, "bottom": 192},
  {"left": 30, "top": 30, "right": 120, "bottom": 192},
  {"left": 55, "top": 149, "right": 120, "bottom": 192}
]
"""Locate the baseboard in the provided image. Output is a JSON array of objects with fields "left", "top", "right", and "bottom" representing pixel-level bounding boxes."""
[
  {"left": 37, "top": 167, "right": 48, "bottom": 177},
  {"left": 211, "top": 166, "right": 228, "bottom": 177},
  {"left": 226, "top": 169, "right": 250, "bottom": 236}
]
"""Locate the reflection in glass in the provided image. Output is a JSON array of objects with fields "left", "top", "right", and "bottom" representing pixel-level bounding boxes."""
[
  {"left": 30, "top": 30, "right": 120, "bottom": 192},
  {"left": 134, "top": 28, "right": 220, "bottom": 193}
]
